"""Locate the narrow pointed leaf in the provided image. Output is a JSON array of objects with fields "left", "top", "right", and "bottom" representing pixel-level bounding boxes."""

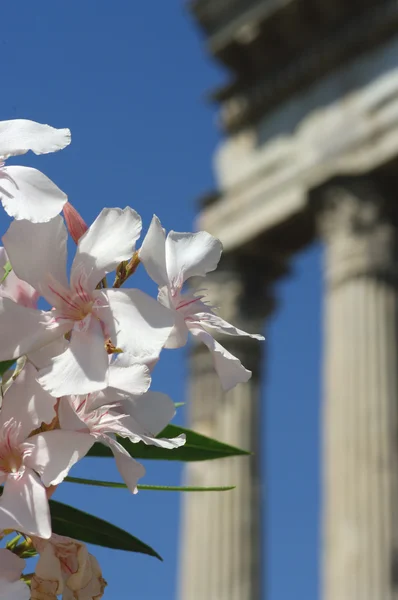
[
  {"left": 87, "top": 424, "right": 250, "bottom": 461},
  {"left": 65, "top": 476, "right": 234, "bottom": 492},
  {"left": 49, "top": 499, "right": 161, "bottom": 559},
  {"left": 0, "top": 359, "right": 15, "bottom": 377}
]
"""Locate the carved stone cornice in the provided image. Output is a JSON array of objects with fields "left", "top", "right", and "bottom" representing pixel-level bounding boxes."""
[
  {"left": 218, "top": 0, "right": 398, "bottom": 133},
  {"left": 316, "top": 178, "right": 398, "bottom": 288}
]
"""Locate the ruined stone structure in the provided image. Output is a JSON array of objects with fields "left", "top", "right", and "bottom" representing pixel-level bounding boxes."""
[{"left": 179, "top": 1, "right": 398, "bottom": 599}]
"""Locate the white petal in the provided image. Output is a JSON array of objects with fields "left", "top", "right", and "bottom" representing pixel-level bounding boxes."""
[
  {"left": 3, "top": 216, "right": 68, "bottom": 298},
  {"left": 0, "top": 470, "right": 51, "bottom": 538},
  {"left": 27, "top": 337, "right": 68, "bottom": 370},
  {"left": 0, "top": 579, "right": 30, "bottom": 600},
  {"left": 0, "top": 119, "right": 70, "bottom": 159},
  {"left": 97, "top": 288, "right": 175, "bottom": 361},
  {"left": 102, "top": 435, "right": 145, "bottom": 493},
  {"left": 119, "top": 391, "right": 176, "bottom": 436},
  {"left": 165, "top": 230, "right": 222, "bottom": 287},
  {"left": 0, "top": 247, "right": 39, "bottom": 309},
  {"left": 0, "top": 362, "right": 56, "bottom": 438},
  {"left": 108, "top": 360, "right": 151, "bottom": 395},
  {"left": 24, "top": 430, "right": 94, "bottom": 486},
  {"left": 0, "top": 549, "right": 25, "bottom": 582},
  {"left": 0, "top": 166, "right": 67, "bottom": 222},
  {"left": 37, "top": 317, "right": 109, "bottom": 397},
  {"left": 139, "top": 214, "right": 168, "bottom": 287},
  {"left": 157, "top": 286, "right": 189, "bottom": 349},
  {"left": 195, "top": 312, "right": 265, "bottom": 340},
  {"left": 58, "top": 396, "right": 88, "bottom": 432},
  {"left": 117, "top": 392, "right": 186, "bottom": 449},
  {"left": 189, "top": 324, "right": 252, "bottom": 391},
  {"left": 0, "top": 299, "right": 67, "bottom": 360},
  {"left": 71, "top": 207, "right": 142, "bottom": 290}
]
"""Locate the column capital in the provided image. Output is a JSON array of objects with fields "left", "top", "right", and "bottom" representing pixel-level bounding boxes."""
[{"left": 314, "top": 177, "right": 398, "bottom": 287}]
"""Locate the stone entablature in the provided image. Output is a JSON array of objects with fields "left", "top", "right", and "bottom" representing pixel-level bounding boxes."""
[{"left": 198, "top": 35, "right": 398, "bottom": 252}]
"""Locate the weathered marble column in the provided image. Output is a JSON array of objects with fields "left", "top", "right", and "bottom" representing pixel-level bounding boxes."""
[
  {"left": 178, "top": 254, "right": 276, "bottom": 600},
  {"left": 318, "top": 179, "right": 398, "bottom": 600}
]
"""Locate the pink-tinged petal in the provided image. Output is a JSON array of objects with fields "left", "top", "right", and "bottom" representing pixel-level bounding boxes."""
[
  {"left": 58, "top": 396, "right": 89, "bottom": 432},
  {"left": 189, "top": 324, "right": 252, "bottom": 391},
  {"left": 101, "top": 435, "right": 145, "bottom": 493},
  {"left": 0, "top": 579, "right": 30, "bottom": 600},
  {"left": 165, "top": 230, "right": 222, "bottom": 287},
  {"left": 24, "top": 431, "right": 94, "bottom": 487},
  {"left": 157, "top": 286, "right": 189, "bottom": 349},
  {"left": 0, "top": 119, "right": 70, "bottom": 159},
  {"left": 195, "top": 312, "right": 265, "bottom": 340},
  {"left": 0, "top": 247, "right": 39, "bottom": 309},
  {"left": 0, "top": 548, "right": 25, "bottom": 582},
  {"left": 0, "top": 299, "right": 67, "bottom": 361},
  {"left": 96, "top": 288, "right": 175, "bottom": 362},
  {"left": 0, "top": 166, "right": 67, "bottom": 223},
  {"left": 37, "top": 317, "right": 109, "bottom": 397},
  {"left": 0, "top": 470, "right": 51, "bottom": 538},
  {"left": 71, "top": 207, "right": 142, "bottom": 291},
  {"left": 0, "top": 363, "right": 56, "bottom": 437},
  {"left": 108, "top": 361, "right": 151, "bottom": 395},
  {"left": 3, "top": 216, "right": 68, "bottom": 297},
  {"left": 139, "top": 215, "right": 169, "bottom": 287}
]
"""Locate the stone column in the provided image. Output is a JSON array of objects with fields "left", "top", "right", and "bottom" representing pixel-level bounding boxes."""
[
  {"left": 178, "top": 254, "right": 277, "bottom": 600},
  {"left": 318, "top": 179, "right": 398, "bottom": 600}
]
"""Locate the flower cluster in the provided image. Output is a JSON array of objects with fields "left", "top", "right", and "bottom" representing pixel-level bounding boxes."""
[{"left": 0, "top": 120, "right": 264, "bottom": 598}]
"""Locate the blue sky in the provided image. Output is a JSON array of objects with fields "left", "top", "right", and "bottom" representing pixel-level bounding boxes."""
[{"left": 1, "top": 2, "right": 321, "bottom": 598}]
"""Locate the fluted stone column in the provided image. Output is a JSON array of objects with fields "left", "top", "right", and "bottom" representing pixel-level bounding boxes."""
[
  {"left": 179, "top": 255, "right": 277, "bottom": 600},
  {"left": 318, "top": 179, "right": 398, "bottom": 600}
]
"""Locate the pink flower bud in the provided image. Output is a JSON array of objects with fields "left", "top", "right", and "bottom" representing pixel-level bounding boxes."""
[{"left": 63, "top": 202, "right": 88, "bottom": 244}]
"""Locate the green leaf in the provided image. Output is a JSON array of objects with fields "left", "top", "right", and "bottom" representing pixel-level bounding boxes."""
[
  {"left": 0, "top": 359, "right": 15, "bottom": 378},
  {"left": 0, "top": 261, "right": 12, "bottom": 283},
  {"left": 87, "top": 424, "right": 250, "bottom": 462},
  {"left": 65, "top": 476, "right": 235, "bottom": 492},
  {"left": 49, "top": 500, "right": 161, "bottom": 559}
]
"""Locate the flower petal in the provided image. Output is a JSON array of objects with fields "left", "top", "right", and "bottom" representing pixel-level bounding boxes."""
[
  {"left": 0, "top": 119, "right": 70, "bottom": 159},
  {"left": 96, "top": 288, "right": 175, "bottom": 362},
  {"left": 0, "top": 166, "right": 67, "bottom": 222},
  {"left": 0, "top": 362, "right": 56, "bottom": 438},
  {"left": 195, "top": 312, "right": 264, "bottom": 340},
  {"left": 119, "top": 391, "right": 176, "bottom": 436},
  {"left": 0, "top": 247, "right": 39, "bottom": 308},
  {"left": 108, "top": 360, "right": 151, "bottom": 395},
  {"left": 0, "top": 299, "right": 66, "bottom": 361},
  {"left": 0, "top": 579, "right": 30, "bottom": 600},
  {"left": 0, "top": 548, "right": 25, "bottom": 582},
  {"left": 139, "top": 215, "right": 169, "bottom": 287},
  {"left": 157, "top": 286, "right": 189, "bottom": 349},
  {"left": 117, "top": 392, "right": 186, "bottom": 449},
  {"left": 24, "top": 430, "right": 94, "bottom": 487},
  {"left": 189, "top": 324, "right": 252, "bottom": 391},
  {"left": 101, "top": 435, "right": 145, "bottom": 493},
  {"left": 0, "top": 470, "right": 51, "bottom": 538},
  {"left": 58, "top": 396, "right": 88, "bottom": 432},
  {"left": 71, "top": 207, "right": 142, "bottom": 291},
  {"left": 3, "top": 216, "right": 68, "bottom": 298},
  {"left": 28, "top": 338, "right": 68, "bottom": 370},
  {"left": 37, "top": 317, "right": 109, "bottom": 396},
  {"left": 165, "top": 230, "right": 222, "bottom": 287}
]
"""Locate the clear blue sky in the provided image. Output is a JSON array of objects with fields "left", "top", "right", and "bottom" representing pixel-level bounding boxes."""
[{"left": 1, "top": 2, "right": 322, "bottom": 599}]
